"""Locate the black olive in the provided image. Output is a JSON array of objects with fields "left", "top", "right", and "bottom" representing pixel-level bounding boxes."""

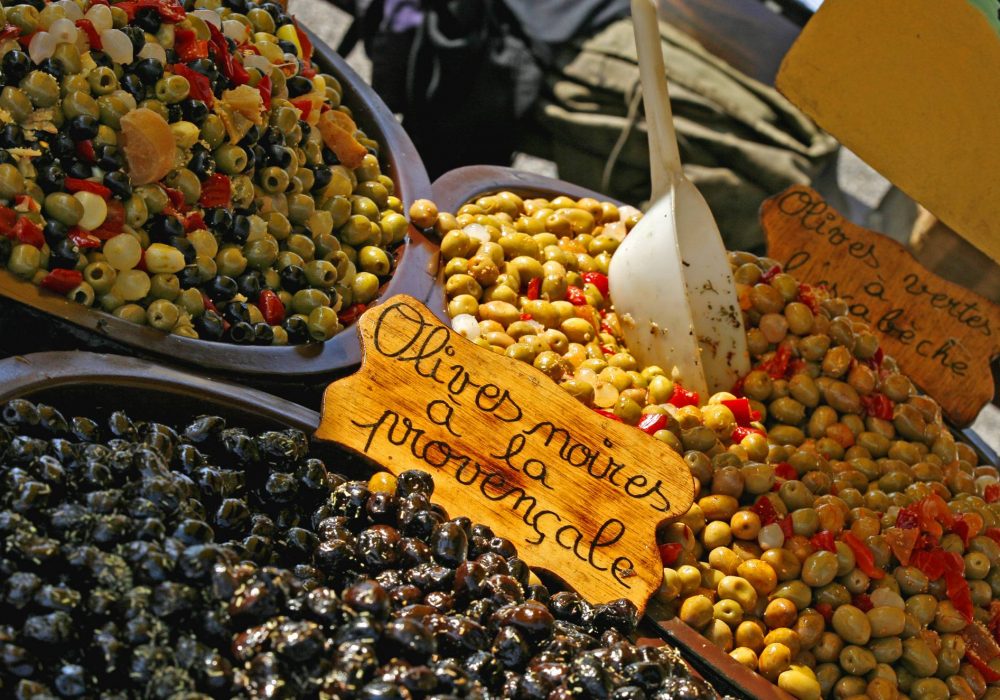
[
  {"left": 193, "top": 310, "right": 226, "bottom": 341},
  {"left": 68, "top": 115, "right": 100, "bottom": 141},
  {"left": 103, "top": 170, "right": 133, "bottom": 198},
  {"left": 206, "top": 275, "right": 239, "bottom": 303},
  {"left": 36, "top": 162, "right": 66, "bottom": 194},
  {"left": 2, "top": 50, "right": 31, "bottom": 84},
  {"left": 252, "top": 323, "right": 274, "bottom": 345},
  {"left": 134, "top": 6, "right": 161, "bottom": 32},
  {"left": 278, "top": 264, "right": 307, "bottom": 293}
]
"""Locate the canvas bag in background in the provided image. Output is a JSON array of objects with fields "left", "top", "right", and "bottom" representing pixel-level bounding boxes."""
[{"left": 536, "top": 18, "right": 839, "bottom": 251}]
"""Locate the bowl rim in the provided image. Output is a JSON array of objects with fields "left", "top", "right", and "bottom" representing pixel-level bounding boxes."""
[
  {"left": 0, "top": 29, "right": 437, "bottom": 379},
  {"left": 0, "top": 350, "right": 322, "bottom": 433}
]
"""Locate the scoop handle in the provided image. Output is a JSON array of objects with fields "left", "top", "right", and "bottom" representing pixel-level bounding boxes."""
[{"left": 631, "top": 0, "right": 683, "bottom": 200}]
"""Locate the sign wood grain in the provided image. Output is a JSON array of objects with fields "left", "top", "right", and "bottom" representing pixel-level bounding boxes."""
[
  {"left": 316, "top": 295, "right": 695, "bottom": 612},
  {"left": 763, "top": 186, "right": 1000, "bottom": 426}
]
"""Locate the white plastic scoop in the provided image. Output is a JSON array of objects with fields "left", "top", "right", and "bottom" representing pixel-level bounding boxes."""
[{"left": 608, "top": 0, "right": 749, "bottom": 400}]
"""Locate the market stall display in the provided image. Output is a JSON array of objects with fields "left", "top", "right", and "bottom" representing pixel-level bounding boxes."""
[
  {"left": 0, "top": 352, "right": 733, "bottom": 699},
  {"left": 0, "top": 8, "right": 437, "bottom": 382},
  {"left": 426, "top": 166, "right": 1000, "bottom": 699}
]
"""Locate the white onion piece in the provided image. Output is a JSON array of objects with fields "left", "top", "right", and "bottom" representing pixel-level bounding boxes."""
[
  {"left": 101, "top": 29, "right": 134, "bottom": 64},
  {"left": 49, "top": 18, "right": 78, "bottom": 44},
  {"left": 84, "top": 4, "right": 113, "bottom": 32},
  {"left": 451, "top": 314, "right": 480, "bottom": 340},
  {"left": 462, "top": 223, "right": 490, "bottom": 244},
  {"left": 137, "top": 41, "right": 167, "bottom": 64},
  {"left": 222, "top": 19, "right": 249, "bottom": 43},
  {"left": 192, "top": 9, "right": 222, "bottom": 28},
  {"left": 243, "top": 53, "right": 272, "bottom": 73},
  {"left": 55, "top": 0, "right": 83, "bottom": 21},
  {"left": 28, "top": 32, "right": 57, "bottom": 64}
]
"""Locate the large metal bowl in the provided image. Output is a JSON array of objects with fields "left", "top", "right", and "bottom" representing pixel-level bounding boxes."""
[{"left": 0, "top": 28, "right": 437, "bottom": 403}]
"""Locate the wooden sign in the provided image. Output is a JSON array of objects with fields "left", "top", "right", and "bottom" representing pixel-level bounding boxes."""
[
  {"left": 775, "top": 0, "right": 1000, "bottom": 263},
  {"left": 762, "top": 186, "right": 1000, "bottom": 426},
  {"left": 316, "top": 295, "right": 695, "bottom": 612}
]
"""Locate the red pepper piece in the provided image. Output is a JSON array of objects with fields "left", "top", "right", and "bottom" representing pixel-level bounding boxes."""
[
  {"left": 256, "top": 74, "right": 272, "bottom": 111},
  {"left": 758, "top": 345, "right": 792, "bottom": 380},
  {"left": 40, "top": 269, "right": 83, "bottom": 295},
  {"left": 290, "top": 97, "right": 313, "bottom": 121},
  {"left": 526, "top": 277, "right": 541, "bottom": 301},
  {"left": 986, "top": 528, "right": 1000, "bottom": 545},
  {"left": 581, "top": 271, "right": 609, "bottom": 297},
  {"left": 668, "top": 384, "right": 699, "bottom": 408},
  {"left": 170, "top": 64, "right": 214, "bottom": 107},
  {"left": 207, "top": 21, "right": 249, "bottom": 86},
  {"left": 751, "top": 496, "right": 779, "bottom": 526},
  {"left": 852, "top": 593, "right": 874, "bottom": 612},
  {"left": 885, "top": 526, "right": 919, "bottom": 566},
  {"left": 797, "top": 283, "right": 820, "bottom": 314},
  {"left": 896, "top": 504, "right": 920, "bottom": 529},
  {"left": 774, "top": 462, "right": 798, "bottom": 481},
  {"left": 658, "top": 542, "right": 682, "bottom": 566},
  {"left": 337, "top": 302, "right": 367, "bottom": 325},
  {"left": 64, "top": 177, "right": 112, "bottom": 199},
  {"left": 986, "top": 484, "right": 1000, "bottom": 504},
  {"left": 201, "top": 292, "right": 218, "bottom": 314},
  {"left": 13, "top": 217, "right": 44, "bottom": 248},
  {"left": 731, "top": 425, "right": 765, "bottom": 443},
  {"left": 911, "top": 548, "right": 948, "bottom": 580},
  {"left": 720, "top": 397, "right": 760, "bottom": 426},
  {"left": 592, "top": 408, "right": 622, "bottom": 422},
  {"left": 861, "top": 392, "right": 894, "bottom": 421},
  {"left": 75, "top": 140, "right": 97, "bottom": 163},
  {"left": 91, "top": 200, "right": 125, "bottom": 240},
  {"left": 638, "top": 413, "right": 667, "bottom": 436},
  {"left": 183, "top": 211, "right": 206, "bottom": 233},
  {"left": 966, "top": 649, "right": 1000, "bottom": 683},
  {"left": 565, "top": 286, "right": 587, "bottom": 306},
  {"left": 842, "top": 532, "right": 885, "bottom": 579},
  {"left": 160, "top": 185, "right": 187, "bottom": 213},
  {"left": 115, "top": 0, "right": 186, "bottom": 23},
  {"left": 810, "top": 531, "right": 837, "bottom": 553},
  {"left": 519, "top": 313, "right": 533, "bottom": 321},
  {"left": 730, "top": 375, "right": 746, "bottom": 398},
  {"left": 293, "top": 19, "right": 313, "bottom": 64},
  {"left": 779, "top": 515, "right": 794, "bottom": 539},
  {"left": 946, "top": 567, "right": 974, "bottom": 623},
  {"left": 951, "top": 515, "right": 973, "bottom": 548},
  {"left": 0, "top": 24, "right": 20, "bottom": 41},
  {"left": 173, "top": 26, "right": 209, "bottom": 61},
  {"left": 918, "top": 493, "right": 954, "bottom": 539},
  {"left": 75, "top": 19, "right": 102, "bottom": 49},
  {"left": 258, "top": 289, "right": 285, "bottom": 326},
  {"left": 760, "top": 264, "right": 782, "bottom": 283},
  {"left": 0, "top": 206, "right": 16, "bottom": 236},
  {"left": 198, "top": 173, "right": 231, "bottom": 208},
  {"left": 68, "top": 228, "right": 101, "bottom": 249},
  {"left": 815, "top": 602, "right": 833, "bottom": 624}
]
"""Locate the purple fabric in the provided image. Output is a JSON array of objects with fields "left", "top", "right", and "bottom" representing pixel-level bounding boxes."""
[{"left": 383, "top": 0, "right": 423, "bottom": 33}]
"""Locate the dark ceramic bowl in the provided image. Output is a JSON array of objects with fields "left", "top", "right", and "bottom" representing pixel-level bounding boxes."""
[
  {"left": 426, "top": 165, "right": 625, "bottom": 323},
  {"left": 0, "top": 29, "right": 437, "bottom": 401},
  {"left": 0, "top": 350, "right": 781, "bottom": 700}
]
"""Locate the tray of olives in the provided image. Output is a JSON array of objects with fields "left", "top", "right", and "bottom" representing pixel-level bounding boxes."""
[
  {"left": 0, "top": 350, "right": 742, "bottom": 699},
  {"left": 0, "top": 5, "right": 437, "bottom": 394},
  {"left": 426, "top": 165, "right": 1000, "bottom": 699}
]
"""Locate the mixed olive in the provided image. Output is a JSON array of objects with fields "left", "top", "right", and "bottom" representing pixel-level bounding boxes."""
[
  {"left": 0, "top": 0, "right": 406, "bottom": 345},
  {"left": 429, "top": 192, "right": 1000, "bottom": 699},
  {"left": 0, "top": 399, "right": 730, "bottom": 699}
]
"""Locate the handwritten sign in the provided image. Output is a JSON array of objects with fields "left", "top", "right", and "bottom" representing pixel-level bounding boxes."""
[
  {"left": 762, "top": 186, "right": 1000, "bottom": 426},
  {"left": 316, "top": 295, "right": 695, "bottom": 612}
]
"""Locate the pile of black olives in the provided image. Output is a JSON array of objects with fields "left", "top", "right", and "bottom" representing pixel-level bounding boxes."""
[{"left": 0, "top": 399, "right": 725, "bottom": 699}]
